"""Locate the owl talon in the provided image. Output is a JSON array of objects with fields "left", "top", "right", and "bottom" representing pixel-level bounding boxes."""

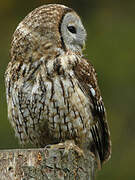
[
  {"left": 46, "top": 143, "right": 65, "bottom": 150},
  {"left": 46, "top": 140, "right": 84, "bottom": 157},
  {"left": 64, "top": 140, "right": 84, "bottom": 157}
]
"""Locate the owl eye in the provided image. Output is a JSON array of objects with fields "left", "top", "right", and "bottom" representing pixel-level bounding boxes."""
[{"left": 67, "top": 26, "right": 76, "bottom": 34}]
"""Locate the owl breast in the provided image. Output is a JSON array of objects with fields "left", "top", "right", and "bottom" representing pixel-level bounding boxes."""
[{"left": 7, "top": 54, "right": 93, "bottom": 147}]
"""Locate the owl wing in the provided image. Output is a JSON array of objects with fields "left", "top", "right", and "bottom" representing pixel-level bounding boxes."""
[{"left": 74, "top": 58, "right": 111, "bottom": 165}]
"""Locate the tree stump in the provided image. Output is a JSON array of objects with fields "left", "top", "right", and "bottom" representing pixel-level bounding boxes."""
[{"left": 0, "top": 146, "right": 97, "bottom": 180}]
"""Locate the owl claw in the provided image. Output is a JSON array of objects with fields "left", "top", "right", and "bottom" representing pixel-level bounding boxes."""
[
  {"left": 46, "top": 143, "right": 65, "bottom": 150},
  {"left": 63, "top": 140, "right": 84, "bottom": 157},
  {"left": 46, "top": 140, "right": 84, "bottom": 157}
]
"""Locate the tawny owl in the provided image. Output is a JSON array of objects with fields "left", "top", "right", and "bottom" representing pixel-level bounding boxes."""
[{"left": 5, "top": 4, "right": 111, "bottom": 165}]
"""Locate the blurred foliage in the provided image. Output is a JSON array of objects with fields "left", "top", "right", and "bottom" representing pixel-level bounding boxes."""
[{"left": 0, "top": 0, "right": 135, "bottom": 179}]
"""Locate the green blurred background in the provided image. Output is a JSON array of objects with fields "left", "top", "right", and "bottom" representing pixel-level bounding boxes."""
[{"left": 0, "top": 0, "right": 135, "bottom": 179}]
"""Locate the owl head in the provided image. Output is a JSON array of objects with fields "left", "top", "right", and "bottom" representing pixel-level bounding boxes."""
[{"left": 11, "top": 4, "right": 86, "bottom": 62}]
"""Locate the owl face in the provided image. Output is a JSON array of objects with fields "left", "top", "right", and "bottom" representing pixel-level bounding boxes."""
[{"left": 61, "top": 12, "right": 86, "bottom": 53}]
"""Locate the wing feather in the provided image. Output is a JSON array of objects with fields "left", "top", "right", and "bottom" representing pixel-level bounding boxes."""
[{"left": 74, "top": 58, "right": 111, "bottom": 164}]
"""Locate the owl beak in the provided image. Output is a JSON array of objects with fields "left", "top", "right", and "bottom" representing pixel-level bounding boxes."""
[
  {"left": 78, "top": 40, "right": 85, "bottom": 51},
  {"left": 82, "top": 41, "right": 86, "bottom": 51}
]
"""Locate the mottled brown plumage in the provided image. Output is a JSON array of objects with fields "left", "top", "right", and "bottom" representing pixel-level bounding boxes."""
[{"left": 5, "top": 4, "right": 111, "bottom": 165}]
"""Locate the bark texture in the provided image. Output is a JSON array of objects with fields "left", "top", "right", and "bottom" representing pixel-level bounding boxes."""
[{"left": 0, "top": 146, "right": 97, "bottom": 180}]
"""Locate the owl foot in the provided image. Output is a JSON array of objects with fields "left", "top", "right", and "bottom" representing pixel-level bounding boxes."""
[{"left": 47, "top": 140, "right": 84, "bottom": 157}]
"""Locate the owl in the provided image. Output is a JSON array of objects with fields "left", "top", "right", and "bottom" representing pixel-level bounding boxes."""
[{"left": 5, "top": 4, "right": 111, "bottom": 166}]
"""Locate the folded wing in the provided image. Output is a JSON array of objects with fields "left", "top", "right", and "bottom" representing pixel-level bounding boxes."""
[{"left": 74, "top": 58, "right": 111, "bottom": 165}]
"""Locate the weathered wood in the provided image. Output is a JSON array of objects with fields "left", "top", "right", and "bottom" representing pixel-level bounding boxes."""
[{"left": 0, "top": 146, "right": 97, "bottom": 180}]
